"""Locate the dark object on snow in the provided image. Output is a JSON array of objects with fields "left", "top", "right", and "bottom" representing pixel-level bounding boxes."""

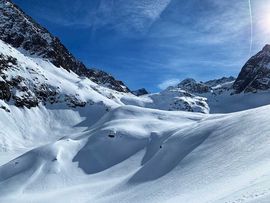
[{"left": 108, "top": 134, "right": 115, "bottom": 138}]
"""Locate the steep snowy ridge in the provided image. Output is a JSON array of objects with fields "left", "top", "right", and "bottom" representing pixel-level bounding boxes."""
[
  {"left": 0, "top": 0, "right": 129, "bottom": 92},
  {"left": 0, "top": 39, "right": 124, "bottom": 109}
]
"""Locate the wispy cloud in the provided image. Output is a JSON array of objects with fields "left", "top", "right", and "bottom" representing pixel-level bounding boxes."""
[
  {"left": 15, "top": 0, "right": 270, "bottom": 92},
  {"left": 30, "top": 0, "right": 172, "bottom": 36},
  {"left": 158, "top": 78, "right": 179, "bottom": 90}
]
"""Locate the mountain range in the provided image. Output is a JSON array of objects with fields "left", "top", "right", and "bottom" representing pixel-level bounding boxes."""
[{"left": 1, "top": 0, "right": 270, "bottom": 202}]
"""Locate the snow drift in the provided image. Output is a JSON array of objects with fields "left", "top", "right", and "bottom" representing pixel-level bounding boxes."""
[{"left": 1, "top": 105, "right": 270, "bottom": 203}]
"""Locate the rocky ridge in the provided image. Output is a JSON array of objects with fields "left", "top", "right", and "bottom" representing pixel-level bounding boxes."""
[{"left": 0, "top": 0, "right": 129, "bottom": 93}]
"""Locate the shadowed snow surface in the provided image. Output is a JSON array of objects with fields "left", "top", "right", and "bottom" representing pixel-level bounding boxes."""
[{"left": 1, "top": 104, "right": 270, "bottom": 203}]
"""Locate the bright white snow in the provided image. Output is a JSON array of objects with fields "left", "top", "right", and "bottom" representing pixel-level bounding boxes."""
[
  {"left": 1, "top": 104, "right": 270, "bottom": 203},
  {"left": 1, "top": 39, "right": 270, "bottom": 203}
]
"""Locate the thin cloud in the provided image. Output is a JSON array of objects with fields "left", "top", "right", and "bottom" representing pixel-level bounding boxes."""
[
  {"left": 158, "top": 78, "right": 179, "bottom": 90},
  {"left": 30, "top": 0, "right": 172, "bottom": 35}
]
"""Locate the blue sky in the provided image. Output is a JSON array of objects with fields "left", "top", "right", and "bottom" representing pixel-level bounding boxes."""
[{"left": 14, "top": 0, "right": 270, "bottom": 92}]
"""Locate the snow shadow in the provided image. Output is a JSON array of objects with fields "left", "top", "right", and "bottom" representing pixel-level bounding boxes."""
[
  {"left": 73, "top": 131, "right": 147, "bottom": 174},
  {"left": 129, "top": 127, "right": 213, "bottom": 183}
]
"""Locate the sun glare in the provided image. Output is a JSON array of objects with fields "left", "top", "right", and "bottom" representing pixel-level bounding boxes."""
[{"left": 257, "top": 5, "right": 270, "bottom": 34}]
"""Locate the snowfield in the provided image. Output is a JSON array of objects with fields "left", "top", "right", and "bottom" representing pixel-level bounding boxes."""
[
  {"left": 1, "top": 37, "right": 270, "bottom": 202},
  {"left": 1, "top": 104, "right": 270, "bottom": 203},
  {"left": 1, "top": 4, "right": 270, "bottom": 201}
]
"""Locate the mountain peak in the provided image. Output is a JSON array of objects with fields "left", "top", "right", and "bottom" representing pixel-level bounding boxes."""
[
  {"left": 262, "top": 44, "right": 270, "bottom": 52},
  {"left": 233, "top": 44, "right": 270, "bottom": 93},
  {"left": 177, "top": 78, "right": 210, "bottom": 94},
  {"left": 131, "top": 88, "right": 149, "bottom": 96},
  {"left": 0, "top": 0, "right": 129, "bottom": 92}
]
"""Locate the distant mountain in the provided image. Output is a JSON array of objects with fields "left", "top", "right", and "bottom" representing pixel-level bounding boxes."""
[
  {"left": 175, "top": 76, "right": 235, "bottom": 95},
  {"left": 177, "top": 78, "right": 210, "bottom": 94},
  {"left": 131, "top": 88, "right": 149, "bottom": 96},
  {"left": 2, "top": 2, "right": 270, "bottom": 202},
  {"left": 171, "top": 70, "right": 270, "bottom": 113},
  {"left": 0, "top": 0, "right": 129, "bottom": 93},
  {"left": 233, "top": 45, "right": 270, "bottom": 93},
  {"left": 205, "top": 76, "right": 236, "bottom": 88}
]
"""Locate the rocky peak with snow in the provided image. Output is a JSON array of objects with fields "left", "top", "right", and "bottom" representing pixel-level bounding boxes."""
[
  {"left": 205, "top": 76, "right": 235, "bottom": 88},
  {"left": 233, "top": 44, "right": 270, "bottom": 93},
  {"left": 177, "top": 78, "right": 210, "bottom": 94},
  {"left": 131, "top": 88, "right": 149, "bottom": 96},
  {"left": 0, "top": 0, "right": 129, "bottom": 93}
]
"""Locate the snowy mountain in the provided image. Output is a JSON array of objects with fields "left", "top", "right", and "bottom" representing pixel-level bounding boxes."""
[
  {"left": 177, "top": 78, "right": 211, "bottom": 94},
  {"left": 0, "top": 0, "right": 129, "bottom": 93},
  {"left": 171, "top": 69, "right": 270, "bottom": 113},
  {"left": 0, "top": 0, "right": 208, "bottom": 114},
  {"left": 131, "top": 88, "right": 149, "bottom": 96},
  {"left": 1, "top": 0, "right": 270, "bottom": 203}
]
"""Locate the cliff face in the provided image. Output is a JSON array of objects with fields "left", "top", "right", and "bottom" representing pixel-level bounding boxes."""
[{"left": 233, "top": 45, "right": 270, "bottom": 93}]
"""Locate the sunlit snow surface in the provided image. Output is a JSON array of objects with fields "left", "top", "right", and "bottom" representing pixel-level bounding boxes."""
[
  {"left": 1, "top": 104, "right": 270, "bottom": 203},
  {"left": 1, "top": 39, "right": 270, "bottom": 202}
]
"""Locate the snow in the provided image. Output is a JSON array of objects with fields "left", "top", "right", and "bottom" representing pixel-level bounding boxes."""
[
  {"left": 1, "top": 104, "right": 270, "bottom": 203},
  {"left": 1, "top": 38, "right": 270, "bottom": 202}
]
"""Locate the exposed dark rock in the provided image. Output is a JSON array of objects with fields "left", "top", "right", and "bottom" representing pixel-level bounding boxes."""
[
  {"left": 233, "top": 45, "right": 270, "bottom": 93},
  {"left": 0, "top": 0, "right": 129, "bottom": 93},
  {"left": 132, "top": 88, "right": 149, "bottom": 96},
  {"left": 205, "top": 76, "right": 235, "bottom": 87},
  {"left": 177, "top": 78, "right": 210, "bottom": 94},
  {"left": 108, "top": 134, "right": 115, "bottom": 138},
  {"left": 65, "top": 95, "right": 86, "bottom": 108},
  {"left": 0, "top": 105, "right": 10, "bottom": 112},
  {"left": 13, "top": 94, "right": 39, "bottom": 108},
  {"left": 0, "top": 80, "right": 11, "bottom": 101}
]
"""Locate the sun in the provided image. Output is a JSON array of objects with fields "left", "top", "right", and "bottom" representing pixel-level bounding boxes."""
[{"left": 257, "top": 5, "right": 270, "bottom": 34}]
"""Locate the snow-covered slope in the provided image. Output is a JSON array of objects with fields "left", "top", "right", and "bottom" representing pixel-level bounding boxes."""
[
  {"left": 0, "top": 0, "right": 129, "bottom": 92},
  {"left": 0, "top": 39, "right": 125, "bottom": 109},
  {"left": 121, "top": 87, "right": 209, "bottom": 113},
  {"left": 0, "top": 37, "right": 208, "bottom": 114},
  {"left": 1, "top": 105, "right": 270, "bottom": 203},
  {"left": 1, "top": 1, "right": 270, "bottom": 203},
  {"left": 169, "top": 75, "right": 270, "bottom": 113}
]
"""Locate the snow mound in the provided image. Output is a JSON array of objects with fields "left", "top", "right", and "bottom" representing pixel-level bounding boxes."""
[{"left": 1, "top": 105, "right": 270, "bottom": 202}]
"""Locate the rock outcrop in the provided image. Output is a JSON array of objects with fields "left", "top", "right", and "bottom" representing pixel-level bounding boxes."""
[{"left": 233, "top": 45, "right": 270, "bottom": 93}]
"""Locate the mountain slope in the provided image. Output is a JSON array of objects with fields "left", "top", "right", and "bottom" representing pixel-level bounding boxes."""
[
  {"left": 1, "top": 1, "right": 270, "bottom": 203},
  {"left": 0, "top": 0, "right": 129, "bottom": 92},
  {"left": 0, "top": 39, "right": 126, "bottom": 109},
  {"left": 169, "top": 73, "right": 270, "bottom": 113},
  {"left": 1, "top": 105, "right": 270, "bottom": 203}
]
